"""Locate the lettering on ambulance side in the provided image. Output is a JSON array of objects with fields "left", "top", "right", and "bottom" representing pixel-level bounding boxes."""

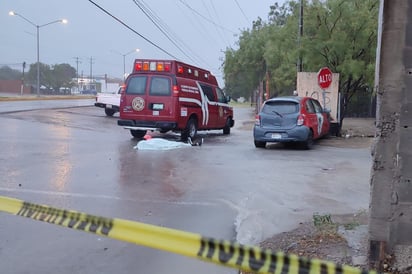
[
  {"left": 180, "top": 85, "right": 199, "bottom": 94},
  {"left": 178, "top": 84, "right": 203, "bottom": 118}
]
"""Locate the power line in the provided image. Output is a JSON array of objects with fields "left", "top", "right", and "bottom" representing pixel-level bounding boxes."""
[
  {"left": 206, "top": 0, "right": 232, "bottom": 47},
  {"left": 132, "top": 0, "right": 195, "bottom": 63},
  {"left": 233, "top": 0, "right": 249, "bottom": 23},
  {"left": 87, "top": 0, "right": 178, "bottom": 60},
  {"left": 132, "top": 0, "right": 212, "bottom": 68},
  {"left": 178, "top": 0, "right": 236, "bottom": 34}
]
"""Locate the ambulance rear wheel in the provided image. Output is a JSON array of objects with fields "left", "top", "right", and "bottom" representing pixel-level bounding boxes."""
[
  {"left": 130, "top": 129, "right": 146, "bottom": 138},
  {"left": 181, "top": 118, "right": 197, "bottom": 141},
  {"left": 223, "top": 118, "right": 232, "bottom": 135}
]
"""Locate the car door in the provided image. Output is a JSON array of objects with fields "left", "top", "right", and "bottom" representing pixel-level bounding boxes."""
[
  {"left": 303, "top": 98, "right": 321, "bottom": 138},
  {"left": 311, "top": 99, "right": 329, "bottom": 137}
]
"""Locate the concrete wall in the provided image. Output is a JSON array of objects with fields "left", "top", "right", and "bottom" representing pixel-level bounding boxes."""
[
  {"left": 0, "top": 80, "right": 31, "bottom": 94},
  {"left": 369, "top": 0, "right": 412, "bottom": 270},
  {"left": 297, "top": 72, "right": 340, "bottom": 122}
]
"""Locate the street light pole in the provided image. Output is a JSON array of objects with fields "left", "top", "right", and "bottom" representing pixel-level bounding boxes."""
[
  {"left": 36, "top": 24, "right": 40, "bottom": 96},
  {"left": 123, "top": 54, "right": 126, "bottom": 81},
  {"left": 122, "top": 49, "right": 140, "bottom": 81},
  {"left": 112, "top": 49, "right": 140, "bottom": 81},
  {"left": 9, "top": 11, "right": 67, "bottom": 96}
]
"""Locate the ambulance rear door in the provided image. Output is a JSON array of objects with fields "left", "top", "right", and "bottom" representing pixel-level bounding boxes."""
[{"left": 121, "top": 74, "right": 177, "bottom": 123}]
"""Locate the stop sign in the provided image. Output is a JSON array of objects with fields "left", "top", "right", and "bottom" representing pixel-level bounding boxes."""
[{"left": 317, "top": 67, "right": 332, "bottom": 89}]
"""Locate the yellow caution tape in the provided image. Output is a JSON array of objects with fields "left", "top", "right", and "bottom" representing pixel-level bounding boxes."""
[{"left": 0, "top": 195, "right": 378, "bottom": 274}]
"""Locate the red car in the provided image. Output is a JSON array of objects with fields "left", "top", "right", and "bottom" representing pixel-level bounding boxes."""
[{"left": 253, "top": 96, "right": 330, "bottom": 149}]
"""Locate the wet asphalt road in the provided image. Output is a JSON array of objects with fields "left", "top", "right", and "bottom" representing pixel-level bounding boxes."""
[{"left": 0, "top": 99, "right": 373, "bottom": 274}]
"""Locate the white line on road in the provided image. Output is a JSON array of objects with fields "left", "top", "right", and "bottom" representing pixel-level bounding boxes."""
[{"left": 0, "top": 187, "right": 217, "bottom": 207}]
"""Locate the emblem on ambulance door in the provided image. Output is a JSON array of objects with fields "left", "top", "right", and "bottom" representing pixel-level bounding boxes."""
[{"left": 132, "top": 97, "right": 145, "bottom": 111}]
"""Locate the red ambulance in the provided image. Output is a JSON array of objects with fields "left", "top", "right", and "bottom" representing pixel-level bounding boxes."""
[{"left": 117, "top": 59, "right": 234, "bottom": 141}]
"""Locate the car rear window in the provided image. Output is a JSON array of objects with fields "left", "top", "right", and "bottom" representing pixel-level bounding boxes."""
[
  {"left": 126, "top": 76, "right": 147, "bottom": 95},
  {"left": 262, "top": 101, "right": 299, "bottom": 114},
  {"left": 149, "top": 76, "right": 171, "bottom": 96}
]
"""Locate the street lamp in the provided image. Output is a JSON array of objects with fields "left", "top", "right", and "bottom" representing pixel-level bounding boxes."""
[
  {"left": 9, "top": 11, "right": 68, "bottom": 96},
  {"left": 113, "top": 49, "right": 140, "bottom": 80}
]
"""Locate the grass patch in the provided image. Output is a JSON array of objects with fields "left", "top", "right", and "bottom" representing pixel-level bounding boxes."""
[
  {"left": 0, "top": 95, "right": 95, "bottom": 102},
  {"left": 229, "top": 101, "right": 253, "bottom": 108}
]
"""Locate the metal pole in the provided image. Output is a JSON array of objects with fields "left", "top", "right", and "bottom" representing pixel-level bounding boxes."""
[
  {"left": 36, "top": 25, "right": 40, "bottom": 96},
  {"left": 298, "top": 0, "right": 303, "bottom": 72},
  {"left": 123, "top": 54, "right": 126, "bottom": 81},
  {"left": 9, "top": 12, "right": 66, "bottom": 97},
  {"left": 20, "top": 62, "right": 26, "bottom": 95}
]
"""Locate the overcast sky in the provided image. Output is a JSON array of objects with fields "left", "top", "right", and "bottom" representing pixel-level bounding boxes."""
[{"left": 1, "top": 0, "right": 286, "bottom": 86}]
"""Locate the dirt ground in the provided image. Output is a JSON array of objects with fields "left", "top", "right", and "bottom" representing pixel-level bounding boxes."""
[{"left": 241, "top": 118, "right": 410, "bottom": 274}]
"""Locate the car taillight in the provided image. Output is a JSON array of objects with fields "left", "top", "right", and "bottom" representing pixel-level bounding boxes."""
[
  {"left": 255, "top": 115, "right": 261, "bottom": 126},
  {"left": 172, "top": 85, "right": 180, "bottom": 96},
  {"left": 297, "top": 114, "right": 304, "bottom": 125}
]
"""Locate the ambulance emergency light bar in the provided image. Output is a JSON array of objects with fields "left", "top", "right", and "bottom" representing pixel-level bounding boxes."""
[{"left": 133, "top": 59, "right": 210, "bottom": 80}]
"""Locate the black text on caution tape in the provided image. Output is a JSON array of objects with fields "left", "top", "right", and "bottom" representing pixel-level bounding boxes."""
[{"left": 17, "top": 202, "right": 113, "bottom": 236}]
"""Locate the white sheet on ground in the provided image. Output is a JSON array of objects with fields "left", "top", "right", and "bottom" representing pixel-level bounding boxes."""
[{"left": 134, "top": 138, "right": 192, "bottom": 150}]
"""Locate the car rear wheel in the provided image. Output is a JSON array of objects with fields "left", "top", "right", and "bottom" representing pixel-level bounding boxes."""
[
  {"left": 105, "top": 108, "right": 116, "bottom": 116},
  {"left": 302, "top": 130, "right": 314, "bottom": 150},
  {"left": 254, "top": 140, "right": 266, "bottom": 148},
  {"left": 130, "top": 129, "right": 146, "bottom": 138},
  {"left": 181, "top": 118, "right": 197, "bottom": 141}
]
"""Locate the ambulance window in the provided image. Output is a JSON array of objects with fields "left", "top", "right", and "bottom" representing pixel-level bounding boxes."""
[
  {"left": 150, "top": 77, "right": 171, "bottom": 96},
  {"left": 126, "top": 76, "right": 146, "bottom": 95},
  {"left": 216, "top": 87, "right": 227, "bottom": 103},
  {"left": 200, "top": 84, "right": 215, "bottom": 101}
]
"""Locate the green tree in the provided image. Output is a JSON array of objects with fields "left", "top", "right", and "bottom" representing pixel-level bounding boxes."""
[
  {"left": 50, "top": 63, "right": 76, "bottom": 93},
  {"left": 223, "top": 0, "right": 379, "bottom": 122},
  {"left": 26, "top": 62, "right": 52, "bottom": 91},
  {"left": 26, "top": 62, "right": 76, "bottom": 93},
  {"left": 301, "top": 0, "right": 379, "bottom": 122},
  {"left": 264, "top": 1, "right": 299, "bottom": 96},
  {"left": 223, "top": 1, "right": 296, "bottom": 100},
  {"left": 223, "top": 18, "right": 270, "bottom": 100},
  {"left": 0, "top": 66, "right": 22, "bottom": 80}
]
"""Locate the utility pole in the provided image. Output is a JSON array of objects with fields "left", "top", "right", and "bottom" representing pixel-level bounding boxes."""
[
  {"left": 20, "top": 61, "right": 26, "bottom": 96},
  {"left": 73, "top": 57, "right": 81, "bottom": 93},
  {"left": 369, "top": 0, "right": 412, "bottom": 271},
  {"left": 297, "top": 0, "right": 303, "bottom": 72},
  {"left": 89, "top": 57, "right": 94, "bottom": 90}
]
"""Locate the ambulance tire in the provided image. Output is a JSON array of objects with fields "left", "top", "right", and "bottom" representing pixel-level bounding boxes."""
[
  {"left": 181, "top": 118, "right": 197, "bottom": 141},
  {"left": 130, "top": 129, "right": 147, "bottom": 138},
  {"left": 223, "top": 118, "right": 232, "bottom": 135}
]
